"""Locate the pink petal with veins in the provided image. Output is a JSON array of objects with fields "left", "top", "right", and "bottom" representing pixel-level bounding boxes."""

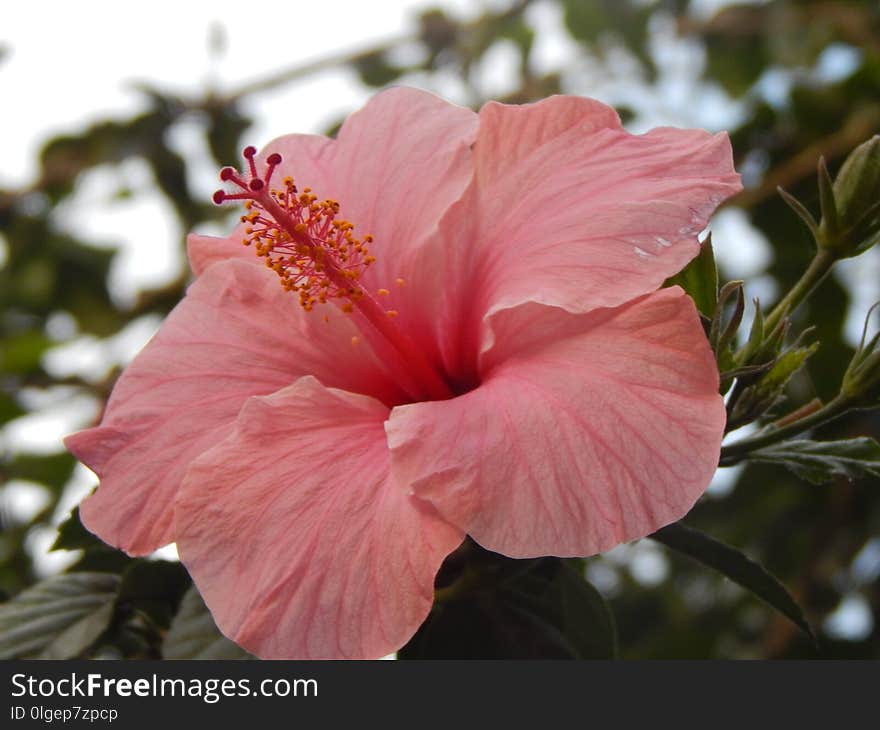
[
  {"left": 66, "top": 260, "right": 399, "bottom": 554},
  {"left": 176, "top": 377, "right": 463, "bottom": 659},
  {"left": 387, "top": 287, "right": 724, "bottom": 558},
  {"left": 414, "top": 96, "right": 740, "bottom": 378}
]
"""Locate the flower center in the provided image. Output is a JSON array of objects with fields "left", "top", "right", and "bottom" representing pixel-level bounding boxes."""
[{"left": 213, "top": 147, "right": 453, "bottom": 402}]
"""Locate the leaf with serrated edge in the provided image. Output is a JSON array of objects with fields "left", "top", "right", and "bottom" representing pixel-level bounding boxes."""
[
  {"left": 0, "top": 573, "right": 119, "bottom": 659},
  {"left": 748, "top": 437, "right": 880, "bottom": 484},
  {"left": 651, "top": 522, "right": 815, "bottom": 643},
  {"left": 40, "top": 602, "right": 116, "bottom": 659}
]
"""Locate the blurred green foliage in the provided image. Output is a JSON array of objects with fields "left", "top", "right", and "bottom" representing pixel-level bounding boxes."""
[{"left": 1, "top": 0, "right": 879, "bottom": 659}]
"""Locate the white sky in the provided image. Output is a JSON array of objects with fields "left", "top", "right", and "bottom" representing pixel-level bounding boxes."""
[
  {"left": 1, "top": 0, "right": 493, "bottom": 186},
  {"left": 1, "top": 0, "right": 754, "bottom": 187}
]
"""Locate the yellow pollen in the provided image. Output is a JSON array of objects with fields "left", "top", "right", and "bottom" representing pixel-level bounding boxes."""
[
  {"left": 386, "top": 310, "right": 399, "bottom": 318},
  {"left": 395, "top": 278, "right": 406, "bottom": 287},
  {"left": 236, "top": 175, "right": 381, "bottom": 313},
  {"left": 378, "top": 288, "right": 390, "bottom": 297},
  {"left": 351, "top": 336, "right": 360, "bottom": 346}
]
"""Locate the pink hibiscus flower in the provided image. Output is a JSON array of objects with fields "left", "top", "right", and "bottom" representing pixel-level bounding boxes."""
[{"left": 65, "top": 88, "right": 741, "bottom": 659}]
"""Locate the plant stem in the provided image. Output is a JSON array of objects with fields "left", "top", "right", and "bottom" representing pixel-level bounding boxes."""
[
  {"left": 719, "top": 395, "right": 854, "bottom": 465},
  {"left": 763, "top": 248, "right": 838, "bottom": 333}
]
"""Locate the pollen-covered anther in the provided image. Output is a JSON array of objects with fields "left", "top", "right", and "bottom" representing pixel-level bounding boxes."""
[{"left": 213, "top": 146, "right": 378, "bottom": 312}]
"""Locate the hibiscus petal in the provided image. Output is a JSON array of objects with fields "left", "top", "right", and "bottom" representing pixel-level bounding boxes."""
[
  {"left": 175, "top": 376, "right": 463, "bottom": 659},
  {"left": 421, "top": 96, "right": 740, "bottom": 377},
  {"left": 186, "top": 229, "right": 252, "bottom": 277},
  {"left": 474, "top": 95, "right": 622, "bottom": 180},
  {"left": 195, "top": 89, "right": 478, "bottom": 367},
  {"left": 315, "top": 87, "right": 478, "bottom": 288},
  {"left": 66, "top": 260, "right": 400, "bottom": 555},
  {"left": 260, "top": 88, "right": 479, "bottom": 367},
  {"left": 252, "top": 88, "right": 477, "bottom": 290},
  {"left": 387, "top": 287, "right": 724, "bottom": 558}
]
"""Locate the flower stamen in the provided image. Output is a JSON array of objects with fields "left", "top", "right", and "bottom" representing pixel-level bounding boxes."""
[
  {"left": 213, "top": 147, "right": 452, "bottom": 402},
  {"left": 215, "top": 155, "right": 375, "bottom": 313}
]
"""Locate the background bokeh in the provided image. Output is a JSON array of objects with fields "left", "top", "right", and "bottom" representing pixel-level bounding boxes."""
[{"left": 2, "top": 0, "right": 879, "bottom": 658}]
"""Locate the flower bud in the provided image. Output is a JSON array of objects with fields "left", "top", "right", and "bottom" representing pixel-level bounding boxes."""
[{"left": 819, "top": 136, "right": 880, "bottom": 257}]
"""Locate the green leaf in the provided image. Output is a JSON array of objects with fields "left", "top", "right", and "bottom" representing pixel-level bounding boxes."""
[
  {"left": 400, "top": 556, "right": 616, "bottom": 659},
  {"left": 163, "top": 586, "right": 253, "bottom": 660},
  {"left": 40, "top": 602, "right": 116, "bottom": 659},
  {"left": 52, "top": 507, "right": 102, "bottom": 552},
  {"left": 117, "top": 559, "right": 191, "bottom": 629},
  {"left": 0, "top": 573, "right": 120, "bottom": 658},
  {"left": 505, "top": 561, "right": 618, "bottom": 660},
  {"left": 52, "top": 507, "right": 133, "bottom": 574},
  {"left": 664, "top": 236, "right": 718, "bottom": 317},
  {"left": 651, "top": 522, "right": 815, "bottom": 644},
  {"left": 747, "top": 437, "right": 880, "bottom": 484}
]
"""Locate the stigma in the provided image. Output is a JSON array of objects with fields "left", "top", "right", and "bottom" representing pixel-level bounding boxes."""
[{"left": 213, "top": 147, "right": 375, "bottom": 312}]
